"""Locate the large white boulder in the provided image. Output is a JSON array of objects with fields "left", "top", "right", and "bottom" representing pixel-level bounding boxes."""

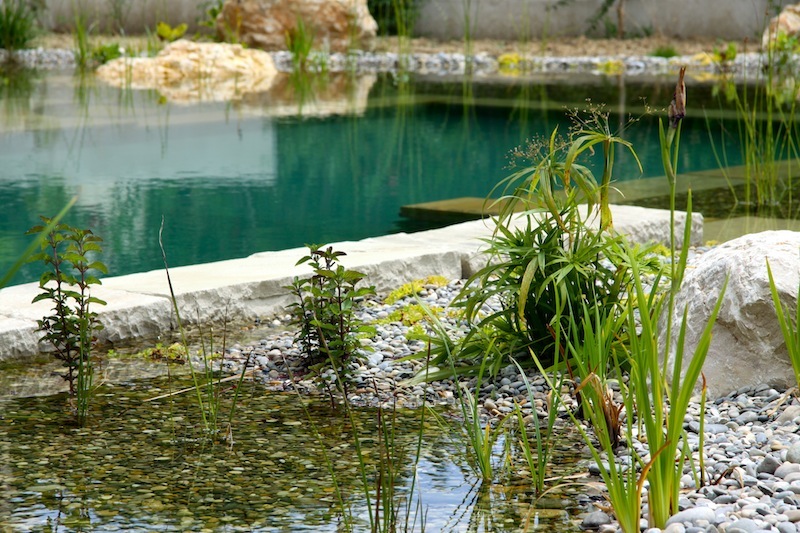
[
  {"left": 216, "top": 0, "right": 377, "bottom": 52},
  {"left": 96, "top": 40, "right": 278, "bottom": 103},
  {"left": 666, "top": 231, "right": 800, "bottom": 398}
]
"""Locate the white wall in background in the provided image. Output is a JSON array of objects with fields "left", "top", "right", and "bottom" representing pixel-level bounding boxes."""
[
  {"left": 413, "top": 0, "right": 794, "bottom": 41},
  {"left": 37, "top": 0, "right": 793, "bottom": 42}
]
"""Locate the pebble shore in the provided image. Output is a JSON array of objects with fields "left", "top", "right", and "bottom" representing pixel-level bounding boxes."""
[
  {"left": 0, "top": 46, "right": 775, "bottom": 79},
  {"left": 211, "top": 274, "right": 800, "bottom": 533}
]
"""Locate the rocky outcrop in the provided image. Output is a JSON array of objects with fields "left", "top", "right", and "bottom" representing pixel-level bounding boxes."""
[
  {"left": 216, "top": 0, "right": 377, "bottom": 52},
  {"left": 95, "top": 40, "right": 277, "bottom": 103},
  {"left": 763, "top": 4, "right": 800, "bottom": 49},
  {"left": 666, "top": 231, "right": 800, "bottom": 398}
]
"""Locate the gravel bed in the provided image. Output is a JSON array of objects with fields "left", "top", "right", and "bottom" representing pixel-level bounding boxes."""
[{"left": 0, "top": 46, "right": 786, "bottom": 79}]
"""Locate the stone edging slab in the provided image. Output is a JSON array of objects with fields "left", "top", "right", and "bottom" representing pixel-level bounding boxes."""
[{"left": 0, "top": 205, "right": 701, "bottom": 361}]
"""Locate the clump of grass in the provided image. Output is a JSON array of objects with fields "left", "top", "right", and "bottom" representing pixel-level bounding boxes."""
[
  {"left": 286, "top": 15, "right": 315, "bottom": 72},
  {"left": 0, "top": 0, "right": 37, "bottom": 54},
  {"left": 156, "top": 217, "right": 252, "bottom": 443},
  {"left": 650, "top": 45, "right": 678, "bottom": 58}
]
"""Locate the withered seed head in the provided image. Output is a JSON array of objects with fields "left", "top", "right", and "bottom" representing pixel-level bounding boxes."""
[{"left": 669, "top": 66, "right": 686, "bottom": 129}]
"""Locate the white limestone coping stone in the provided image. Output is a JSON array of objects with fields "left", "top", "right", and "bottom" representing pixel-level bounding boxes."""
[{"left": 0, "top": 204, "right": 701, "bottom": 361}]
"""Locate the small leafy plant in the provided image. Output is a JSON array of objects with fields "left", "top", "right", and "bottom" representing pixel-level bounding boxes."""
[
  {"left": 200, "top": 0, "right": 224, "bottom": 31},
  {"left": 156, "top": 21, "right": 188, "bottom": 42},
  {"left": 287, "top": 245, "right": 376, "bottom": 393},
  {"left": 26, "top": 216, "right": 107, "bottom": 425},
  {"left": 711, "top": 41, "right": 737, "bottom": 66}
]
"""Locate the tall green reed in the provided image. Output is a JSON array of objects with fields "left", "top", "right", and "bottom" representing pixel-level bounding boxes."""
[
  {"left": 767, "top": 258, "right": 800, "bottom": 388},
  {"left": 532, "top": 338, "right": 651, "bottom": 533},
  {"left": 629, "top": 66, "right": 727, "bottom": 529},
  {"left": 707, "top": 43, "right": 800, "bottom": 207},
  {"left": 510, "top": 357, "right": 561, "bottom": 497},
  {"left": 0, "top": 0, "right": 37, "bottom": 54},
  {"left": 157, "top": 217, "right": 250, "bottom": 442},
  {"left": 624, "top": 241, "right": 727, "bottom": 529},
  {"left": 73, "top": 13, "right": 91, "bottom": 71}
]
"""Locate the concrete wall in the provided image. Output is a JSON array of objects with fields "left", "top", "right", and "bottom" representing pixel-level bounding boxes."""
[
  {"left": 40, "top": 0, "right": 209, "bottom": 34},
  {"left": 413, "top": 0, "right": 795, "bottom": 41},
  {"left": 36, "top": 0, "right": 795, "bottom": 41}
]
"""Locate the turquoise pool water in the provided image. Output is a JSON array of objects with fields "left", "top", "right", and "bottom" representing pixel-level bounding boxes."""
[{"left": 0, "top": 71, "right": 740, "bottom": 286}]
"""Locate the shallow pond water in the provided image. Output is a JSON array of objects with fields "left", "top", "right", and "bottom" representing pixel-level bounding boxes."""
[
  {"left": 0, "top": 370, "right": 588, "bottom": 532},
  {"left": 0, "top": 69, "right": 746, "bottom": 286}
]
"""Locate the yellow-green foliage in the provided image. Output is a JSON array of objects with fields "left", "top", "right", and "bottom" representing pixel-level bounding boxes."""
[
  {"left": 406, "top": 323, "right": 426, "bottom": 339},
  {"left": 650, "top": 243, "right": 670, "bottom": 257},
  {"left": 712, "top": 41, "right": 737, "bottom": 63},
  {"left": 377, "top": 304, "right": 443, "bottom": 326},
  {"left": 498, "top": 52, "right": 523, "bottom": 75},
  {"left": 384, "top": 276, "right": 449, "bottom": 305},
  {"left": 136, "top": 342, "right": 188, "bottom": 363},
  {"left": 156, "top": 21, "right": 188, "bottom": 42},
  {"left": 598, "top": 59, "right": 624, "bottom": 75}
]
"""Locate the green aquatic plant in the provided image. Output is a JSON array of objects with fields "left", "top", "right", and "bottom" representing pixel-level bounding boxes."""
[
  {"left": 452, "top": 108, "right": 648, "bottom": 371},
  {"left": 132, "top": 342, "right": 188, "bottom": 364},
  {"left": 767, "top": 258, "right": 800, "bottom": 389},
  {"left": 157, "top": 218, "right": 251, "bottom": 442},
  {"left": 287, "top": 245, "right": 376, "bottom": 394},
  {"left": 286, "top": 15, "right": 316, "bottom": 72},
  {"left": 510, "top": 357, "right": 562, "bottom": 497},
  {"left": 26, "top": 216, "right": 107, "bottom": 426},
  {"left": 711, "top": 41, "right": 737, "bottom": 66},
  {"left": 375, "top": 303, "right": 442, "bottom": 327},
  {"left": 91, "top": 42, "right": 122, "bottom": 64},
  {"left": 0, "top": 0, "right": 37, "bottom": 54},
  {"left": 707, "top": 39, "right": 800, "bottom": 207},
  {"left": 73, "top": 12, "right": 91, "bottom": 71},
  {"left": 624, "top": 240, "right": 726, "bottom": 529},
  {"left": 200, "top": 0, "right": 224, "bottom": 31}
]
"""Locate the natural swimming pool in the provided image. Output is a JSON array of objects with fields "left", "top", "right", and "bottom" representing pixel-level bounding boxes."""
[
  {"left": 2, "top": 64, "right": 797, "bottom": 532},
  {"left": 0, "top": 70, "right": 744, "bottom": 286}
]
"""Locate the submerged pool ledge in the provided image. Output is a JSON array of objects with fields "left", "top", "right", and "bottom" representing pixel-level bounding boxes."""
[{"left": 0, "top": 205, "right": 701, "bottom": 361}]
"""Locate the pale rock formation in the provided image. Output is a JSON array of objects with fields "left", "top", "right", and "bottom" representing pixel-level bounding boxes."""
[
  {"left": 666, "top": 231, "right": 800, "bottom": 398},
  {"left": 763, "top": 4, "right": 800, "bottom": 49},
  {"left": 216, "top": 0, "right": 377, "bottom": 52},
  {"left": 95, "top": 40, "right": 278, "bottom": 103}
]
